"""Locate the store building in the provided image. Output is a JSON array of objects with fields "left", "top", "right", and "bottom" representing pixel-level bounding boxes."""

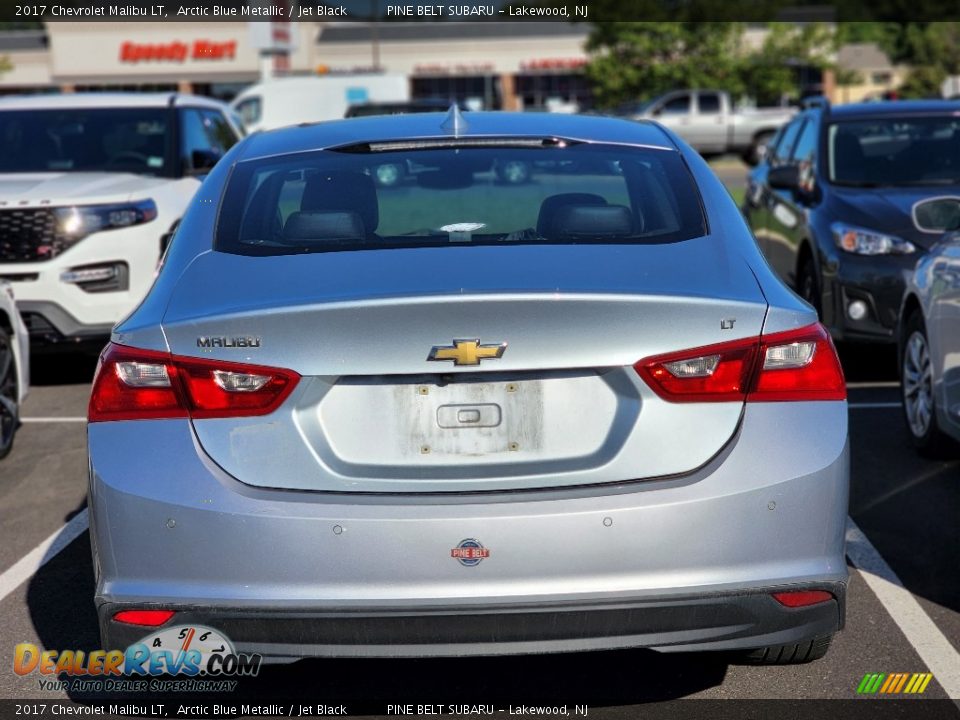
[{"left": 0, "top": 21, "right": 591, "bottom": 109}]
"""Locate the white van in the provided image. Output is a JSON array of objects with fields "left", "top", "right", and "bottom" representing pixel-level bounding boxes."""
[{"left": 231, "top": 75, "right": 410, "bottom": 131}]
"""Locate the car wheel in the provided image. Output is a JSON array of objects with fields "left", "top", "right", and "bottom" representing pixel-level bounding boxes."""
[
  {"left": 0, "top": 327, "right": 19, "bottom": 459},
  {"left": 797, "top": 255, "right": 822, "bottom": 318},
  {"left": 744, "top": 131, "right": 775, "bottom": 167},
  {"left": 496, "top": 160, "right": 531, "bottom": 185},
  {"left": 901, "top": 312, "right": 954, "bottom": 457},
  {"left": 373, "top": 163, "right": 405, "bottom": 188},
  {"left": 742, "top": 634, "right": 832, "bottom": 664}
]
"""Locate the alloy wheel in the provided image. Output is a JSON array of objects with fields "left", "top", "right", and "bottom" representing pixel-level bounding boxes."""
[{"left": 902, "top": 330, "right": 934, "bottom": 438}]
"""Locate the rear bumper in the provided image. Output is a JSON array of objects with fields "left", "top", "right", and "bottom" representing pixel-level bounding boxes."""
[
  {"left": 99, "top": 586, "right": 844, "bottom": 659},
  {"left": 88, "top": 402, "right": 850, "bottom": 659}
]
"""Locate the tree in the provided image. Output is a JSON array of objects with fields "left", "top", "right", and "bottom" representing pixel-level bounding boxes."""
[
  {"left": 584, "top": 22, "right": 745, "bottom": 108},
  {"left": 897, "top": 23, "right": 960, "bottom": 98},
  {"left": 584, "top": 21, "right": 836, "bottom": 109},
  {"left": 739, "top": 23, "right": 836, "bottom": 106}
]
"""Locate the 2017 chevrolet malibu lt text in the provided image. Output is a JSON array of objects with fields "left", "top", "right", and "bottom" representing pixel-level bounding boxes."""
[{"left": 87, "top": 109, "right": 849, "bottom": 664}]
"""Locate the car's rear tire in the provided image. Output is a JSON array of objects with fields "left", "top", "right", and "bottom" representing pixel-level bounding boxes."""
[
  {"left": 742, "top": 634, "right": 833, "bottom": 664},
  {"left": 797, "top": 254, "right": 822, "bottom": 318},
  {"left": 901, "top": 311, "right": 955, "bottom": 457},
  {"left": 495, "top": 160, "right": 532, "bottom": 185},
  {"left": 0, "top": 327, "right": 20, "bottom": 460}
]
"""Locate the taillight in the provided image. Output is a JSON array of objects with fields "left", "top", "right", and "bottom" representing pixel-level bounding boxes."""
[
  {"left": 750, "top": 324, "right": 846, "bottom": 401},
  {"left": 88, "top": 343, "right": 299, "bottom": 422},
  {"left": 635, "top": 323, "right": 845, "bottom": 403}
]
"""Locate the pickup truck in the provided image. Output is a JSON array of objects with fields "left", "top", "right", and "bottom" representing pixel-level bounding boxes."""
[{"left": 621, "top": 89, "right": 797, "bottom": 165}]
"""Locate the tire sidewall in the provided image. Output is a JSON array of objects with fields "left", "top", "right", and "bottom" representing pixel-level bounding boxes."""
[{"left": 0, "top": 326, "right": 18, "bottom": 459}]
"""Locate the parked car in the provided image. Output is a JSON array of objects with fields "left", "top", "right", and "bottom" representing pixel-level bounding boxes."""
[
  {"left": 88, "top": 109, "right": 848, "bottom": 664},
  {"left": 621, "top": 89, "right": 796, "bottom": 164},
  {"left": 0, "top": 93, "right": 242, "bottom": 349},
  {"left": 899, "top": 204, "right": 960, "bottom": 455},
  {"left": 743, "top": 99, "right": 960, "bottom": 345},
  {"left": 231, "top": 75, "right": 409, "bottom": 132},
  {"left": 0, "top": 280, "right": 29, "bottom": 459}
]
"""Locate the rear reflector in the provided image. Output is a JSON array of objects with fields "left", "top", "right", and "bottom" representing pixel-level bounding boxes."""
[
  {"left": 88, "top": 343, "right": 299, "bottom": 422},
  {"left": 112, "top": 609, "right": 176, "bottom": 626},
  {"left": 635, "top": 323, "right": 846, "bottom": 403},
  {"left": 771, "top": 590, "right": 834, "bottom": 608}
]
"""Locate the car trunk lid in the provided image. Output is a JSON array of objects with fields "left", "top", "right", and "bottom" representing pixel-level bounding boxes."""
[{"left": 160, "top": 240, "right": 767, "bottom": 492}]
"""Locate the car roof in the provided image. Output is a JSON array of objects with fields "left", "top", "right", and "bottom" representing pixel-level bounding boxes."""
[
  {"left": 827, "top": 99, "right": 960, "bottom": 120},
  {"left": 238, "top": 111, "right": 677, "bottom": 161},
  {"left": 0, "top": 92, "right": 228, "bottom": 111}
]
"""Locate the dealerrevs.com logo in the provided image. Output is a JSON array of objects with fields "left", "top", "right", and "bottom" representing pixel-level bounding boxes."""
[{"left": 14, "top": 625, "right": 260, "bottom": 693}]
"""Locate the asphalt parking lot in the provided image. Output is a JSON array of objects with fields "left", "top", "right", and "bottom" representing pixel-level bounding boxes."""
[{"left": 0, "top": 341, "right": 957, "bottom": 717}]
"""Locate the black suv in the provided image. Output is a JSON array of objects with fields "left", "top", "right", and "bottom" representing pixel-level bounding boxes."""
[{"left": 743, "top": 99, "right": 960, "bottom": 344}]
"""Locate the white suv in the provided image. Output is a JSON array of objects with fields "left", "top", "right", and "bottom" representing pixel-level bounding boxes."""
[{"left": 0, "top": 93, "right": 243, "bottom": 348}]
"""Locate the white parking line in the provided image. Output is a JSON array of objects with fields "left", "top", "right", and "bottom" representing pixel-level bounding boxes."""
[
  {"left": 848, "top": 402, "right": 902, "bottom": 409},
  {"left": 0, "top": 509, "right": 89, "bottom": 606},
  {"left": 846, "top": 517, "right": 960, "bottom": 699},
  {"left": 20, "top": 417, "right": 87, "bottom": 423}
]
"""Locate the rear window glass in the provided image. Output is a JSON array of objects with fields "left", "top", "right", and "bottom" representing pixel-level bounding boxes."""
[{"left": 216, "top": 143, "right": 706, "bottom": 256}]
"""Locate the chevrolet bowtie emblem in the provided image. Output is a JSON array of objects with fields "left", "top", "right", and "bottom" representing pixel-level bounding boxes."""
[{"left": 428, "top": 339, "right": 507, "bottom": 366}]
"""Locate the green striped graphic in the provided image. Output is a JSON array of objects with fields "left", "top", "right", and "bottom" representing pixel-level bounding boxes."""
[
  {"left": 857, "top": 672, "right": 933, "bottom": 694},
  {"left": 857, "top": 673, "right": 886, "bottom": 694}
]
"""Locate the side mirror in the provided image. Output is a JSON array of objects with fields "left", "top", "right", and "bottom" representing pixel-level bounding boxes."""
[
  {"left": 189, "top": 149, "right": 221, "bottom": 175},
  {"left": 914, "top": 197, "right": 960, "bottom": 233},
  {"left": 768, "top": 164, "right": 801, "bottom": 191}
]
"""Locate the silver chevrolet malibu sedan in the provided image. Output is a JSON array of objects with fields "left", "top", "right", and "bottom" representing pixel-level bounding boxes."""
[{"left": 88, "top": 109, "right": 849, "bottom": 664}]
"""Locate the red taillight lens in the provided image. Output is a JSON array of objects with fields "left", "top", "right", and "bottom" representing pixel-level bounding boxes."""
[
  {"left": 771, "top": 590, "right": 834, "bottom": 608},
  {"left": 88, "top": 343, "right": 299, "bottom": 422},
  {"left": 112, "top": 609, "right": 176, "bottom": 626},
  {"left": 635, "top": 323, "right": 845, "bottom": 403},
  {"left": 635, "top": 336, "right": 757, "bottom": 402},
  {"left": 750, "top": 324, "right": 846, "bottom": 402}
]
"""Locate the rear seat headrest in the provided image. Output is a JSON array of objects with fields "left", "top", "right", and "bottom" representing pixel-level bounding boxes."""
[
  {"left": 553, "top": 204, "right": 634, "bottom": 239},
  {"left": 284, "top": 211, "right": 366, "bottom": 243},
  {"left": 536, "top": 193, "right": 607, "bottom": 237}
]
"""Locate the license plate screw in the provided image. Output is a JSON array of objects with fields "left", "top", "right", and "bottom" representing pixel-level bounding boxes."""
[
  {"left": 418, "top": 386, "right": 429, "bottom": 395},
  {"left": 508, "top": 442, "right": 519, "bottom": 451},
  {"left": 506, "top": 383, "right": 518, "bottom": 392},
  {"left": 420, "top": 445, "right": 431, "bottom": 454}
]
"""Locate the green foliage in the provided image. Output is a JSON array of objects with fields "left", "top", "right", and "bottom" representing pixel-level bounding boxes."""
[
  {"left": 584, "top": 22, "right": 745, "bottom": 108},
  {"left": 898, "top": 66, "right": 945, "bottom": 99},
  {"left": 0, "top": 56, "right": 10, "bottom": 77},
  {"left": 740, "top": 23, "right": 836, "bottom": 106},
  {"left": 585, "top": 22, "right": 835, "bottom": 109}
]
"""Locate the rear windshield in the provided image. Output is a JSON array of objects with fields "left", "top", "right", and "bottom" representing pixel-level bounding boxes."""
[
  {"left": 828, "top": 116, "right": 960, "bottom": 187},
  {"left": 0, "top": 108, "right": 172, "bottom": 175},
  {"left": 215, "top": 143, "right": 706, "bottom": 256}
]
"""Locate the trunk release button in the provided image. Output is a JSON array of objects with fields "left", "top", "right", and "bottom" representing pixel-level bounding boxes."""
[{"left": 437, "top": 404, "right": 502, "bottom": 428}]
